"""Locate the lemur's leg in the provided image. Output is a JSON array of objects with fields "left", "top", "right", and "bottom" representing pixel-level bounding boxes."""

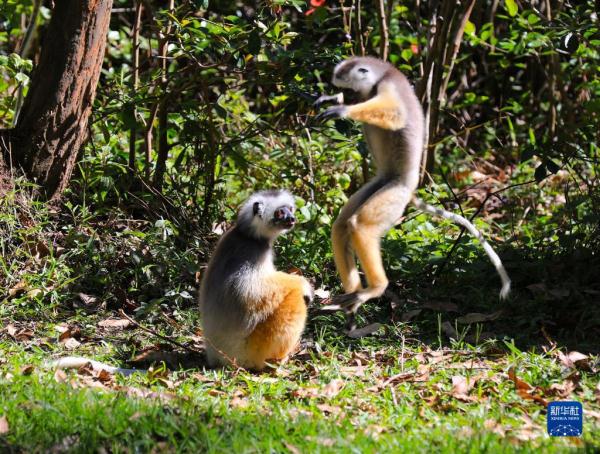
[
  {"left": 327, "top": 180, "right": 413, "bottom": 329},
  {"left": 330, "top": 179, "right": 386, "bottom": 295}
]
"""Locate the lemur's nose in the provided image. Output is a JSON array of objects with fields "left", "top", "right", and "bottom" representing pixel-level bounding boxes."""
[{"left": 274, "top": 206, "right": 296, "bottom": 226}]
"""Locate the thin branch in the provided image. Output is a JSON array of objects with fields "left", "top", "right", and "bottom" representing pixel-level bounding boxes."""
[
  {"left": 13, "top": 0, "right": 42, "bottom": 126},
  {"left": 355, "top": 0, "right": 365, "bottom": 56},
  {"left": 440, "top": 0, "right": 476, "bottom": 96},
  {"left": 129, "top": 1, "right": 143, "bottom": 175},
  {"left": 144, "top": 102, "right": 159, "bottom": 180},
  {"left": 153, "top": 0, "right": 175, "bottom": 191},
  {"left": 377, "top": 0, "right": 390, "bottom": 61}
]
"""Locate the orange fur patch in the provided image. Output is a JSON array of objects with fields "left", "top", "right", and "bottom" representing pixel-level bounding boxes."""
[
  {"left": 349, "top": 109, "right": 404, "bottom": 130},
  {"left": 245, "top": 279, "right": 307, "bottom": 369}
]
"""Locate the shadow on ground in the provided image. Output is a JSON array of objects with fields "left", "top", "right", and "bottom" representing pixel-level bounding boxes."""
[{"left": 309, "top": 248, "right": 600, "bottom": 355}]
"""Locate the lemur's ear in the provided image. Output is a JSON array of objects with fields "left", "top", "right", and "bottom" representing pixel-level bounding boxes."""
[{"left": 253, "top": 201, "right": 265, "bottom": 218}]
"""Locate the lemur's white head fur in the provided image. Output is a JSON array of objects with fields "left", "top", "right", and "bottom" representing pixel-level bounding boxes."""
[
  {"left": 331, "top": 56, "right": 391, "bottom": 98},
  {"left": 237, "top": 190, "right": 297, "bottom": 241}
]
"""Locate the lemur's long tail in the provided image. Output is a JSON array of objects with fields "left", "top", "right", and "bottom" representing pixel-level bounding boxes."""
[
  {"left": 412, "top": 197, "right": 511, "bottom": 300},
  {"left": 47, "top": 356, "right": 142, "bottom": 376}
]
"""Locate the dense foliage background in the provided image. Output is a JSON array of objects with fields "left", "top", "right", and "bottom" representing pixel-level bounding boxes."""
[
  {"left": 3, "top": 0, "right": 598, "bottom": 326},
  {"left": 0, "top": 1, "right": 598, "bottom": 451}
]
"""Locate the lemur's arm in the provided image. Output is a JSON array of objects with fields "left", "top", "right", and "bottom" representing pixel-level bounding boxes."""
[{"left": 317, "top": 82, "right": 406, "bottom": 130}]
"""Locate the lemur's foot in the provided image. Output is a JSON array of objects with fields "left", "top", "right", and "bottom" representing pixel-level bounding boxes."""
[
  {"left": 315, "top": 105, "right": 347, "bottom": 121},
  {"left": 318, "top": 291, "right": 363, "bottom": 314}
]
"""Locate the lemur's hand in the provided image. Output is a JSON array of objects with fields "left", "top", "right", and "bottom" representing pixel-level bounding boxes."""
[
  {"left": 315, "top": 105, "right": 347, "bottom": 121},
  {"left": 314, "top": 92, "right": 344, "bottom": 108}
]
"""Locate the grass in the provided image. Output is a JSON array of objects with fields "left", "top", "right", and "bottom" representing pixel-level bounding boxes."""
[
  {"left": 1, "top": 177, "right": 599, "bottom": 453},
  {"left": 1, "top": 328, "right": 598, "bottom": 453}
]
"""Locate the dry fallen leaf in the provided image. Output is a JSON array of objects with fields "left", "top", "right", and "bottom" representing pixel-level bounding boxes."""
[
  {"left": 347, "top": 323, "right": 382, "bottom": 339},
  {"left": 422, "top": 301, "right": 459, "bottom": 312},
  {"left": 526, "top": 283, "right": 546, "bottom": 294},
  {"left": 8, "top": 281, "right": 27, "bottom": 297},
  {"left": 507, "top": 368, "right": 533, "bottom": 393},
  {"left": 322, "top": 379, "right": 345, "bottom": 398},
  {"left": 0, "top": 415, "right": 8, "bottom": 435},
  {"left": 451, "top": 375, "right": 470, "bottom": 395},
  {"left": 484, "top": 419, "right": 506, "bottom": 437},
  {"left": 587, "top": 410, "right": 600, "bottom": 420},
  {"left": 446, "top": 359, "right": 490, "bottom": 370},
  {"left": 63, "top": 337, "right": 81, "bottom": 350},
  {"left": 456, "top": 310, "right": 503, "bottom": 324},
  {"left": 364, "top": 424, "right": 386, "bottom": 438},
  {"left": 441, "top": 321, "right": 458, "bottom": 339},
  {"left": 58, "top": 326, "right": 81, "bottom": 343},
  {"left": 26, "top": 288, "right": 43, "bottom": 299},
  {"left": 27, "top": 240, "right": 50, "bottom": 259},
  {"left": 211, "top": 221, "right": 227, "bottom": 236},
  {"left": 230, "top": 396, "right": 249, "bottom": 408},
  {"left": 98, "top": 318, "right": 132, "bottom": 329},
  {"left": 340, "top": 365, "right": 366, "bottom": 377},
  {"left": 96, "top": 369, "right": 114, "bottom": 384},
  {"left": 287, "top": 267, "right": 303, "bottom": 276},
  {"left": 129, "top": 412, "right": 143, "bottom": 421},
  {"left": 208, "top": 389, "right": 226, "bottom": 397},
  {"left": 507, "top": 368, "right": 548, "bottom": 407},
  {"left": 123, "top": 386, "right": 176, "bottom": 402},
  {"left": 557, "top": 350, "right": 591, "bottom": 371},
  {"left": 6, "top": 324, "right": 34, "bottom": 342},
  {"left": 304, "top": 436, "right": 335, "bottom": 447},
  {"left": 315, "top": 403, "right": 341, "bottom": 415},
  {"left": 547, "top": 380, "right": 576, "bottom": 398},
  {"left": 367, "top": 369, "right": 429, "bottom": 392},
  {"left": 283, "top": 442, "right": 301, "bottom": 454},
  {"left": 5, "top": 324, "right": 17, "bottom": 337},
  {"left": 451, "top": 375, "right": 481, "bottom": 401},
  {"left": 21, "top": 364, "right": 35, "bottom": 376},
  {"left": 400, "top": 309, "right": 422, "bottom": 322},
  {"left": 75, "top": 293, "right": 102, "bottom": 311},
  {"left": 425, "top": 350, "right": 453, "bottom": 365},
  {"left": 54, "top": 369, "right": 68, "bottom": 383},
  {"left": 48, "top": 435, "right": 80, "bottom": 453}
]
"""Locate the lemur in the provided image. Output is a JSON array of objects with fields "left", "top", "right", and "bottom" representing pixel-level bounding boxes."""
[
  {"left": 50, "top": 190, "right": 311, "bottom": 374},
  {"left": 199, "top": 189, "right": 312, "bottom": 370},
  {"left": 315, "top": 56, "right": 511, "bottom": 327}
]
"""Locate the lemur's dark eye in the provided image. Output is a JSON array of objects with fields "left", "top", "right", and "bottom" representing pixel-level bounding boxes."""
[
  {"left": 253, "top": 201, "right": 265, "bottom": 217},
  {"left": 358, "top": 68, "right": 368, "bottom": 73}
]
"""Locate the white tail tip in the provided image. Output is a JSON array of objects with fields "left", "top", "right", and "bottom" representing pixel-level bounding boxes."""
[{"left": 499, "top": 280, "right": 511, "bottom": 300}]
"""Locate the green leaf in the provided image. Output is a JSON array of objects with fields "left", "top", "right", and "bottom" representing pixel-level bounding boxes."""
[
  {"left": 400, "top": 48, "right": 413, "bottom": 62},
  {"left": 120, "top": 104, "right": 136, "bottom": 130},
  {"left": 527, "top": 13, "right": 540, "bottom": 25},
  {"left": 247, "top": 30, "right": 261, "bottom": 55},
  {"left": 521, "top": 144, "right": 535, "bottom": 162},
  {"left": 585, "top": 99, "right": 600, "bottom": 113},
  {"left": 505, "top": 0, "right": 518, "bottom": 17},
  {"left": 464, "top": 20, "right": 476, "bottom": 35}
]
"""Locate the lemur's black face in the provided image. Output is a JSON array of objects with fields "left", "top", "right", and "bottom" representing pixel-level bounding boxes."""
[
  {"left": 252, "top": 201, "right": 296, "bottom": 230},
  {"left": 271, "top": 205, "right": 296, "bottom": 229}
]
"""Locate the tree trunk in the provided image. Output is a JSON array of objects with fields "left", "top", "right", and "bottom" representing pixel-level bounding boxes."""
[{"left": 9, "top": 0, "right": 113, "bottom": 199}]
